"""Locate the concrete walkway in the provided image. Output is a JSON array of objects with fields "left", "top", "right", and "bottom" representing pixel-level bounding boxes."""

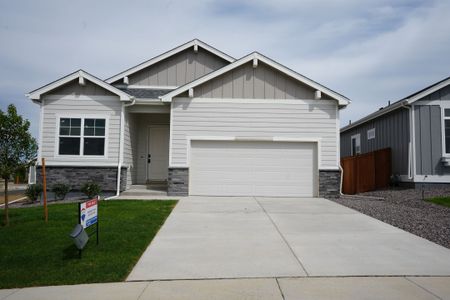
[
  {"left": 128, "top": 197, "right": 450, "bottom": 280},
  {"left": 2, "top": 277, "right": 450, "bottom": 299}
]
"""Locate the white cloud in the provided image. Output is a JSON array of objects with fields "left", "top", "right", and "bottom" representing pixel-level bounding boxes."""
[{"left": 0, "top": 0, "right": 449, "bottom": 137}]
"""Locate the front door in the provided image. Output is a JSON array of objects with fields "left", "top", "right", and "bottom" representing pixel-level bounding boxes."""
[{"left": 147, "top": 125, "right": 169, "bottom": 182}]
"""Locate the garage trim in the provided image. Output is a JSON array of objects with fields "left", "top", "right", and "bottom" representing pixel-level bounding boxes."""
[
  {"left": 183, "top": 136, "right": 322, "bottom": 168},
  {"left": 187, "top": 137, "right": 320, "bottom": 197}
]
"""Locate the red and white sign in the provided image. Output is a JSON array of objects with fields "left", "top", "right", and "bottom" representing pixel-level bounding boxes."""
[{"left": 80, "top": 198, "right": 98, "bottom": 229}]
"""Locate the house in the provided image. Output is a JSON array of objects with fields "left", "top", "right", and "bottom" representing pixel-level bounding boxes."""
[
  {"left": 27, "top": 39, "right": 350, "bottom": 198},
  {"left": 340, "top": 76, "right": 450, "bottom": 188}
]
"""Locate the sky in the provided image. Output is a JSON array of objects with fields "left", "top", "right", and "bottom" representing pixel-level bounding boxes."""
[{"left": 1, "top": 0, "right": 449, "bottom": 139}]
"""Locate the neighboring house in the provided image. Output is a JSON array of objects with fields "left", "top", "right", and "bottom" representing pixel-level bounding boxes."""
[
  {"left": 27, "top": 39, "right": 350, "bottom": 198},
  {"left": 341, "top": 77, "right": 450, "bottom": 187}
]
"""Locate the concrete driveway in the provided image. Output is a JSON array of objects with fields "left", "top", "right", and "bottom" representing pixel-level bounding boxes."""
[{"left": 127, "top": 197, "right": 450, "bottom": 281}]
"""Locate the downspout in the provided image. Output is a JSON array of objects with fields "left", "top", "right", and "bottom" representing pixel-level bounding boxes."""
[
  {"left": 106, "top": 98, "right": 135, "bottom": 200},
  {"left": 402, "top": 101, "right": 414, "bottom": 180}
]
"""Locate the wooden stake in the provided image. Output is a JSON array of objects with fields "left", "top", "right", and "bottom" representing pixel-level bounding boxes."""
[{"left": 42, "top": 158, "right": 48, "bottom": 223}]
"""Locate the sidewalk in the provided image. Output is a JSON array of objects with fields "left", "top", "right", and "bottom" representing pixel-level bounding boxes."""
[{"left": 1, "top": 277, "right": 449, "bottom": 300}]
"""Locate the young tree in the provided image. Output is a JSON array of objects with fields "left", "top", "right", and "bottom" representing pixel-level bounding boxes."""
[{"left": 0, "top": 104, "right": 37, "bottom": 225}]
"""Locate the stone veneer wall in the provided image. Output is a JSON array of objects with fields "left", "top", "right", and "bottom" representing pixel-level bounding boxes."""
[
  {"left": 319, "top": 170, "right": 341, "bottom": 198},
  {"left": 168, "top": 167, "right": 189, "bottom": 196},
  {"left": 36, "top": 166, "right": 127, "bottom": 192},
  {"left": 167, "top": 167, "right": 341, "bottom": 198}
]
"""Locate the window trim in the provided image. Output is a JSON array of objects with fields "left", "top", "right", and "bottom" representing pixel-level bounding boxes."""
[
  {"left": 367, "top": 128, "right": 375, "bottom": 140},
  {"left": 55, "top": 114, "right": 109, "bottom": 159},
  {"left": 351, "top": 133, "right": 361, "bottom": 156},
  {"left": 441, "top": 105, "right": 450, "bottom": 157}
]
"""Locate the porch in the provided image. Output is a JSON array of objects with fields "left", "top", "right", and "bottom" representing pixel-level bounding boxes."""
[{"left": 126, "top": 110, "right": 170, "bottom": 192}]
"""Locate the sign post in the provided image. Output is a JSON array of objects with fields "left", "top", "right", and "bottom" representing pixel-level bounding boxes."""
[{"left": 41, "top": 158, "right": 48, "bottom": 223}]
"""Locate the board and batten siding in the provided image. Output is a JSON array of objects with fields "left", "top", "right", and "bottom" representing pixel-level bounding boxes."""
[
  {"left": 414, "top": 105, "right": 449, "bottom": 176},
  {"left": 119, "top": 48, "right": 228, "bottom": 87},
  {"left": 190, "top": 61, "right": 333, "bottom": 100},
  {"left": 40, "top": 79, "right": 122, "bottom": 165},
  {"left": 171, "top": 98, "right": 339, "bottom": 169},
  {"left": 340, "top": 108, "right": 410, "bottom": 176}
]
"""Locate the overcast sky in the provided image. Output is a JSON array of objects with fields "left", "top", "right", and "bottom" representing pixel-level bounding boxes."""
[{"left": 1, "top": 0, "right": 449, "bottom": 139}]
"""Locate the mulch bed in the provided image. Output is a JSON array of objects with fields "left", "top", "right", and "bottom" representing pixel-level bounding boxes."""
[{"left": 331, "top": 187, "right": 450, "bottom": 249}]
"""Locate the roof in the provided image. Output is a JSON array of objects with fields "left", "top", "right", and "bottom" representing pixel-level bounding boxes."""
[
  {"left": 161, "top": 52, "right": 351, "bottom": 107},
  {"left": 341, "top": 76, "right": 450, "bottom": 133},
  {"left": 105, "top": 39, "right": 236, "bottom": 84},
  {"left": 118, "top": 87, "right": 173, "bottom": 99},
  {"left": 26, "top": 70, "right": 133, "bottom": 102}
]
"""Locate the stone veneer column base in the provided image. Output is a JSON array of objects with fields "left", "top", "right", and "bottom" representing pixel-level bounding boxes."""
[
  {"left": 168, "top": 167, "right": 189, "bottom": 196},
  {"left": 319, "top": 170, "right": 341, "bottom": 198},
  {"left": 36, "top": 166, "right": 127, "bottom": 192}
]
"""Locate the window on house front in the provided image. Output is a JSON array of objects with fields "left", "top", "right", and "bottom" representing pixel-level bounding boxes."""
[
  {"left": 351, "top": 134, "right": 361, "bottom": 156},
  {"left": 445, "top": 109, "right": 450, "bottom": 155},
  {"left": 367, "top": 128, "right": 375, "bottom": 140},
  {"left": 58, "top": 117, "right": 106, "bottom": 156}
]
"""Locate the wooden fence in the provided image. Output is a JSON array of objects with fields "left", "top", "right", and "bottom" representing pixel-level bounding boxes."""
[{"left": 341, "top": 148, "right": 391, "bottom": 195}]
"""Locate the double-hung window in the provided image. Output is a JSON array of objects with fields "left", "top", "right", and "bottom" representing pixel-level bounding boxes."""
[
  {"left": 444, "top": 108, "right": 450, "bottom": 155},
  {"left": 58, "top": 117, "right": 106, "bottom": 156}
]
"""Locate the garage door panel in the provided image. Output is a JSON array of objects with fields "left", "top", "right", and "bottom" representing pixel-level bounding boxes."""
[{"left": 190, "top": 140, "right": 317, "bottom": 197}]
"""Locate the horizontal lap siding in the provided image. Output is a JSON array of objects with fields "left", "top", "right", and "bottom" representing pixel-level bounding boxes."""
[
  {"left": 41, "top": 96, "right": 122, "bottom": 165},
  {"left": 171, "top": 98, "right": 338, "bottom": 169}
]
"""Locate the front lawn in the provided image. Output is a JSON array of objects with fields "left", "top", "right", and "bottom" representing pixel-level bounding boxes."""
[
  {"left": 426, "top": 196, "right": 450, "bottom": 208},
  {"left": 0, "top": 200, "right": 177, "bottom": 289}
]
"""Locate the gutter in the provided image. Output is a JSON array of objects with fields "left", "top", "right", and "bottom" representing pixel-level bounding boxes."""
[{"left": 106, "top": 98, "right": 135, "bottom": 200}]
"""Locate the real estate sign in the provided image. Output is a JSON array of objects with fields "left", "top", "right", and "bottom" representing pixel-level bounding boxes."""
[{"left": 79, "top": 198, "right": 98, "bottom": 229}]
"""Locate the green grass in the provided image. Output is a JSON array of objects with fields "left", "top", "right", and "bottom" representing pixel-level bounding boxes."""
[
  {"left": 426, "top": 196, "right": 450, "bottom": 208},
  {"left": 0, "top": 200, "right": 177, "bottom": 289}
]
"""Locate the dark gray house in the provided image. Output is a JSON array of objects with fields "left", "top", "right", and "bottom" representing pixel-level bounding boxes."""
[{"left": 341, "top": 77, "right": 450, "bottom": 187}]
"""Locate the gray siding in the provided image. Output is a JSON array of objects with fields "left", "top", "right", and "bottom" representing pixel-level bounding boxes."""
[
  {"left": 123, "top": 48, "right": 228, "bottom": 87},
  {"left": 41, "top": 81, "right": 122, "bottom": 165},
  {"left": 171, "top": 98, "right": 339, "bottom": 169},
  {"left": 340, "top": 108, "right": 410, "bottom": 175},
  {"left": 192, "top": 61, "right": 333, "bottom": 100},
  {"left": 414, "top": 105, "right": 447, "bottom": 175}
]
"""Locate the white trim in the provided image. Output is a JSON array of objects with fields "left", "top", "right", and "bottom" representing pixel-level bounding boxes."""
[
  {"left": 186, "top": 137, "right": 322, "bottom": 197},
  {"left": 336, "top": 105, "right": 340, "bottom": 166},
  {"left": 126, "top": 85, "right": 179, "bottom": 90},
  {"left": 168, "top": 102, "right": 174, "bottom": 167},
  {"left": 350, "top": 133, "right": 361, "bottom": 156},
  {"left": 367, "top": 128, "right": 375, "bottom": 140},
  {"left": 39, "top": 161, "right": 127, "bottom": 167},
  {"left": 105, "top": 39, "right": 235, "bottom": 84},
  {"left": 54, "top": 114, "right": 110, "bottom": 159},
  {"left": 441, "top": 104, "right": 450, "bottom": 157},
  {"left": 174, "top": 97, "right": 337, "bottom": 105},
  {"left": 43, "top": 95, "right": 121, "bottom": 101},
  {"left": 406, "top": 78, "right": 450, "bottom": 104},
  {"left": 38, "top": 100, "right": 44, "bottom": 161},
  {"left": 27, "top": 70, "right": 132, "bottom": 102},
  {"left": 184, "top": 136, "right": 324, "bottom": 169},
  {"left": 161, "top": 52, "right": 350, "bottom": 106},
  {"left": 411, "top": 104, "right": 417, "bottom": 177},
  {"left": 413, "top": 175, "right": 450, "bottom": 183}
]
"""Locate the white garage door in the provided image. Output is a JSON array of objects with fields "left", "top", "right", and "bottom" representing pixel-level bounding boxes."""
[{"left": 189, "top": 140, "right": 317, "bottom": 197}]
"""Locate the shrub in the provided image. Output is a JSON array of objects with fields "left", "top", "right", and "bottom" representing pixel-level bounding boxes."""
[
  {"left": 51, "top": 183, "right": 71, "bottom": 200},
  {"left": 80, "top": 182, "right": 101, "bottom": 199},
  {"left": 25, "top": 184, "right": 43, "bottom": 203}
]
